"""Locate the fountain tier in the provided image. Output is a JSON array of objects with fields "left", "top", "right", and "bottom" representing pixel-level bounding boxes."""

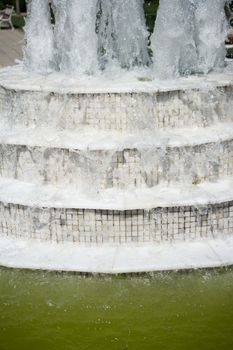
[{"left": 0, "top": 67, "right": 233, "bottom": 272}]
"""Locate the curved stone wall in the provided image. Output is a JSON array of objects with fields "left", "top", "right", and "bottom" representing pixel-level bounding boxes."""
[
  {"left": 1, "top": 85, "right": 233, "bottom": 131},
  {"left": 0, "top": 70, "right": 233, "bottom": 263},
  {"left": 0, "top": 200, "right": 232, "bottom": 244},
  {"left": 0, "top": 139, "right": 232, "bottom": 189}
]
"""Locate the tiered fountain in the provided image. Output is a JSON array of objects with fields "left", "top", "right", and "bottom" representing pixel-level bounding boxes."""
[{"left": 0, "top": 0, "right": 233, "bottom": 272}]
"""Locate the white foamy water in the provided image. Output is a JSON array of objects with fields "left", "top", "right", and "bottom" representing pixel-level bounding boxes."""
[
  {"left": 23, "top": 0, "right": 150, "bottom": 74},
  {"left": 151, "top": 0, "right": 197, "bottom": 79},
  {"left": 23, "top": 0, "right": 228, "bottom": 78},
  {"left": 59, "top": 0, "right": 99, "bottom": 75},
  {"left": 152, "top": 0, "right": 227, "bottom": 79},
  {"left": 51, "top": 0, "right": 67, "bottom": 71},
  {"left": 195, "top": 0, "right": 227, "bottom": 74},
  {"left": 24, "top": 0, "right": 54, "bottom": 73},
  {"left": 97, "top": 0, "right": 150, "bottom": 70}
]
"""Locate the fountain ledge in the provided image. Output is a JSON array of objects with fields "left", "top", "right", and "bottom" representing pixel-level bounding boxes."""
[
  {"left": 0, "top": 65, "right": 233, "bottom": 94},
  {"left": 1, "top": 123, "right": 233, "bottom": 150},
  {"left": 1, "top": 176, "right": 233, "bottom": 210},
  {"left": 0, "top": 236, "right": 232, "bottom": 273}
]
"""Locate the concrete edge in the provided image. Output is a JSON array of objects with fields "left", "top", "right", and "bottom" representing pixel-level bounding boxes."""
[{"left": 0, "top": 236, "right": 233, "bottom": 273}]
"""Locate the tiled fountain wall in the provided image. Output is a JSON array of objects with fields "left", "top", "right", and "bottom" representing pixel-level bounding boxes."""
[
  {"left": 0, "top": 141, "right": 233, "bottom": 189},
  {"left": 1, "top": 85, "right": 233, "bottom": 130},
  {"left": 1, "top": 202, "right": 233, "bottom": 244},
  {"left": 0, "top": 80, "right": 233, "bottom": 245}
]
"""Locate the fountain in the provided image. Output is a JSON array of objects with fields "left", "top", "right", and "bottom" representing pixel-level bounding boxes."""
[
  {"left": 152, "top": 0, "right": 227, "bottom": 78},
  {"left": 0, "top": 0, "right": 233, "bottom": 273}
]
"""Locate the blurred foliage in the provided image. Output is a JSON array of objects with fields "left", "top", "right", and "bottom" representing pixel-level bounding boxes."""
[
  {"left": 12, "top": 13, "right": 25, "bottom": 28},
  {"left": 0, "top": 0, "right": 4, "bottom": 10},
  {"left": 144, "top": 0, "right": 159, "bottom": 33},
  {"left": 226, "top": 47, "right": 233, "bottom": 58}
]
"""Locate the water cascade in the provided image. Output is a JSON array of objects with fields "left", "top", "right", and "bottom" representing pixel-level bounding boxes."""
[
  {"left": 97, "top": 0, "right": 150, "bottom": 70},
  {"left": 59, "top": 0, "right": 99, "bottom": 75},
  {"left": 0, "top": 0, "right": 233, "bottom": 272},
  {"left": 195, "top": 0, "right": 227, "bottom": 74},
  {"left": 152, "top": 0, "right": 227, "bottom": 79},
  {"left": 51, "top": 0, "right": 67, "bottom": 71},
  {"left": 24, "top": 0, "right": 54, "bottom": 73},
  {"left": 24, "top": 0, "right": 150, "bottom": 74}
]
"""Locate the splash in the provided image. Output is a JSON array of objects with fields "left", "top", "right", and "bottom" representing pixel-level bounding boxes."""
[
  {"left": 51, "top": 0, "right": 67, "bottom": 71},
  {"left": 23, "top": 0, "right": 227, "bottom": 79},
  {"left": 23, "top": 0, "right": 150, "bottom": 74},
  {"left": 195, "top": 0, "right": 227, "bottom": 74},
  {"left": 59, "top": 0, "right": 99, "bottom": 75},
  {"left": 24, "top": 0, "right": 54, "bottom": 73},
  {"left": 97, "top": 0, "right": 150, "bottom": 70},
  {"left": 151, "top": 0, "right": 227, "bottom": 79}
]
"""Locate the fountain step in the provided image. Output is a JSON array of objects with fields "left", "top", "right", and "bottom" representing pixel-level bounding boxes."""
[
  {"left": 0, "top": 176, "right": 233, "bottom": 210},
  {"left": 1, "top": 67, "right": 233, "bottom": 131},
  {"left": 1, "top": 123, "right": 233, "bottom": 150},
  {"left": 0, "top": 124, "right": 233, "bottom": 188},
  {"left": 0, "top": 177, "right": 233, "bottom": 245},
  {"left": 1, "top": 65, "right": 232, "bottom": 94},
  {"left": 0, "top": 236, "right": 233, "bottom": 273}
]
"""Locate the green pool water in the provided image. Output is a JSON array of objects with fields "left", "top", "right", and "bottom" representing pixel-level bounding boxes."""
[{"left": 0, "top": 267, "right": 233, "bottom": 350}]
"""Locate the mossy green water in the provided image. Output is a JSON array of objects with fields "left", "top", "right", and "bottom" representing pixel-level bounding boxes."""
[{"left": 0, "top": 267, "right": 233, "bottom": 350}]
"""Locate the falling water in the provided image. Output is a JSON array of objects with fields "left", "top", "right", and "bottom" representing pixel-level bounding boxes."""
[
  {"left": 51, "top": 0, "right": 67, "bottom": 71},
  {"left": 24, "top": 0, "right": 54, "bottom": 73},
  {"left": 151, "top": 0, "right": 197, "bottom": 79},
  {"left": 195, "top": 0, "right": 227, "bottom": 74},
  {"left": 59, "top": 0, "right": 99, "bottom": 75},
  {"left": 24, "top": 0, "right": 150, "bottom": 74},
  {"left": 97, "top": 0, "right": 150, "bottom": 70},
  {"left": 23, "top": 0, "right": 227, "bottom": 78},
  {"left": 151, "top": 0, "right": 227, "bottom": 79}
]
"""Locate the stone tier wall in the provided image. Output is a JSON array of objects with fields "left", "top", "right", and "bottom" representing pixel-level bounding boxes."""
[
  {"left": 1, "top": 86, "right": 233, "bottom": 131},
  {"left": 0, "top": 201, "right": 232, "bottom": 244},
  {"left": 0, "top": 140, "right": 232, "bottom": 189}
]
